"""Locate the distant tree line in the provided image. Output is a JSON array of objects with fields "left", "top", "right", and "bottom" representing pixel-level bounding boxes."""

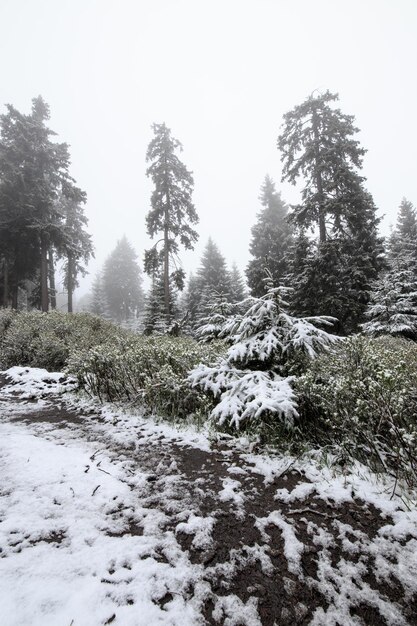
[{"left": 1, "top": 92, "right": 416, "bottom": 341}]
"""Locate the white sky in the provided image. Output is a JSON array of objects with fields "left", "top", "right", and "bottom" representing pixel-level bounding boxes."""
[{"left": 1, "top": 0, "right": 416, "bottom": 298}]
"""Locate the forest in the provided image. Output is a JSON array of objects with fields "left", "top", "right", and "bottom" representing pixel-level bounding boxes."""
[
  {"left": 1, "top": 88, "right": 417, "bottom": 626},
  {"left": 0, "top": 90, "right": 416, "bottom": 485}
]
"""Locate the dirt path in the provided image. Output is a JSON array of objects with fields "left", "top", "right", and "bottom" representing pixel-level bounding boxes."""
[{"left": 0, "top": 369, "right": 416, "bottom": 626}]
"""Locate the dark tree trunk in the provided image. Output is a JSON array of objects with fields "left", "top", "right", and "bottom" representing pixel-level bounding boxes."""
[
  {"left": 163, "top": 223, "right": 170, "bottom": 316},
  {"left": 48, "top": 248, "right": 57, "bottom": 310},
  {"left": 312, "top": 107, "right": 327, "bottom": 244},
  {"left": 2, "top": 258, "right": 8, "bottom": 307},
  {"left": 11, "top": 283, "right": 18, "bottom": 310},
  {"left": 40, "top": 234, "right": 49, "bottom": 312},
  {"left": 163, "top": 178, "right": 171, "bottom": 317},
  {"left": 67, "top": 254, "right": 74, "bottom": 313}
]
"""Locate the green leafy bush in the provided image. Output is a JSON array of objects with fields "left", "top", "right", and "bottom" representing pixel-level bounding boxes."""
[
  {"left": 68, "top": 336, "right": 225, "bottom": 421},
  {"left": 297, "top": 335, "right": 417, "bottom": 486},
  {"left": 0, "top": 311, "right": 127, "bottom": 371}
]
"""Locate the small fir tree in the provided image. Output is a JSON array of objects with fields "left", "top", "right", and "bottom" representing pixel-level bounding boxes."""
[
  {"left": 229, "top": 263, "right": 247, "bottom": 303},
  {"left": 196, "top": 238, "right": 232, "bottom": 298},
  {"left": 362, "top": 255, "right": 417, "bottom": 340},
  {"left": 190, "top": 282, "right": 339, "bottom": 430},
  {"left": 143, "top": 273, "right": 178, "bottom": 335}
]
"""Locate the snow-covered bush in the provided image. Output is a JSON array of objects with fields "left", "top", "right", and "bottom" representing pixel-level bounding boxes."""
[
  {"left": 0, "top": 308, "right": 17, "bottom": 341},
  {"left": 68, "top": 336, "right": 224, "bottom": 421},
  {"left": 189, "top": 287, "right": 339, "bottom": 430},
  {"left": 298, "top": 335, "right": 417, "bottom": 485}
]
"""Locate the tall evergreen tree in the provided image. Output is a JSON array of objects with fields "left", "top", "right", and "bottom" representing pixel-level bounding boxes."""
[
  {"left": 144, "top": 123, "right": 199, "bottom": 316},
  {"left": 58, "top": 189, "right": 94, "bottom": 313},
  {"left": 246, "top": 175, "right": 292, "bottom": 296},
  {"left": 390, "top": 198, "right": 417, "bottom": 260},
  {"left": 102, "top": 236, "right": 144, "bottom": 323},
  {"left": 0, "top": 96, "right": 90, "bottom": 311},
  {"left": 278, "top": 92, "right": 383, "bottom": 332}
]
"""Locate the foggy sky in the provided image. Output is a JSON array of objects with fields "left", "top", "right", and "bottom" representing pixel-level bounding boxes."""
[{"left": 1, "top": 0, "right": 416, "bottom": 300}]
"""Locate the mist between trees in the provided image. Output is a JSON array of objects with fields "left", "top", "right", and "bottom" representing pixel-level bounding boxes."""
[{"left": 1, "top": 91, "right": 417, "bottom": 340}]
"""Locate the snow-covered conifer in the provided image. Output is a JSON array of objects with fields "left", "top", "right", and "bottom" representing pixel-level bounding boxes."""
[
  {"left": 189, "top": 284, "right": 339, "bottom": 429},
  {"left": 362, "top": 255, "right": 417, "bottom": 340}
]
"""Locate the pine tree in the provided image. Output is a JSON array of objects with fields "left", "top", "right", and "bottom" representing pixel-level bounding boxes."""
[
  {"left": 190, "top": 283, "right": 338, "bottom": 430},
  {"left": 180, "top": 273, "right": 202, "bottom": 331},
  {"left": 102, "top": 237, "right": 144, "bottom": 323},
  {"left": 196, "top": 238, "right": 232, "bottom": 298},
  {"left": 229, "top": 263, "right": 247, "bottom": 303},
  {"left": 390, "top": 198, "right": 417, "bottom": 260},
  {"left": 58, "top": 189, "right": 94, "bottom": 313},
  {"left": 362, "top": 254, "right": 417, "bottom": 340},
  {"left": 0, "top": 97, "right": 90, "bottom": 311},
  {"left": 90, "top": 270, "right": 108, "bottom": 318},
  {"left": 195, "top": 290, "right": 234, "bottom": 342},
  {"left": 246, "top": 175, "right": 292, "bottom": 296},
  {"left": 278, "top": 92, "right": 383, "bottom": 332},
  {"left": 143, "top": 273, "right": 178, "bottom": 335},
  {"left": 144, "top": 123, "right": 199, "bottom": 316}
]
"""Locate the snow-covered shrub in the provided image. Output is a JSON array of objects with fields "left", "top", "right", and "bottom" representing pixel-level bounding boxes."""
[
  {"left": 298, "top": 335, "right": 417, "bottom": 485},
  {"left": 189, "top": 287, "right": 339, "bottom": 431},
  {"left": 0, "top": 311, "right": 126, "bottom": 371},
  {"left": 68, "top": 336, "right": 224, "bottom": 421},
  {"left": 0, "top": 308, "right": 17, "bottom": 342}
]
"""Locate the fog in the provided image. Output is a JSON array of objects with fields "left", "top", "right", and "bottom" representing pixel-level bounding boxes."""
[{"left": 1, "top": 0, "right": 416, "bottom": 298}]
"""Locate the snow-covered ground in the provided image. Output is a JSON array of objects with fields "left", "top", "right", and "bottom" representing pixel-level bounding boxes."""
[{"left": 0, "top": 367, "right": 417, "bottom": 626}]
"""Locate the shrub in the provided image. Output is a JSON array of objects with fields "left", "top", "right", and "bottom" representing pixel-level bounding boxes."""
[
  {"left": 297, "top": 335, "right": 417, "bottom": 486},
  {"left": 68, "top": 336, "right": 225, "bottom": 421},
  {"left": 0, "top": 308, "right": 17, "bottom": 342},
  {"left": 0, "top": 311, "right": 127, "bottom": 371}
]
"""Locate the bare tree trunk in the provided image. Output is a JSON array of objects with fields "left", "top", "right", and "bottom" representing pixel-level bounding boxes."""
[
  {"left": 48, "top": 248, "right": 56, "bottom": 310},
  {"left": 163, "top": 223, "right": 170, "bottom": 316},
  {"left": 40, "top": 234, "right": 49, "bottom": 313},
  {"left": 11, "top": 284, "right": 18, "bottom": 310},
  {"left": 67, "top": 253, "right": 74, "bottom": 313},
  {"left": 312, "top": 107, "right": 327, "bottom": 244},
  {"left": 2, "top": 258, "right": 8, "bottom": 307},
  {"left": 163, "top": 175, "right": 171, "bottom": 317}
]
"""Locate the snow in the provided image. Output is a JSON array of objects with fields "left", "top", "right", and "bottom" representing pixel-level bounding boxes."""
[
  {"left": 3, "top": 366, "right": 78, "bottom": 396},
  {"left": 255, "top": 510, "right": 304, "bottom": 575},
  {"left": 175, "top": 514, "right": 215, "bottom": 550},
  {"left": 218, "top": 478, "right": 246, "bottom": 517},
  {"left": 0, "top": 420, "right": 208, "bottom": 626},
  {"left": 0, "top": 369, "right": 216, "bottom": 626},
  {"left": 1, "top": 367, "right": 417, "bottom": 626}
]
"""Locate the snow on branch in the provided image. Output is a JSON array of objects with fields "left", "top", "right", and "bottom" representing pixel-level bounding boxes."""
[{"left": 189, "top": 363, "right": 298, "bottom": 430}]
